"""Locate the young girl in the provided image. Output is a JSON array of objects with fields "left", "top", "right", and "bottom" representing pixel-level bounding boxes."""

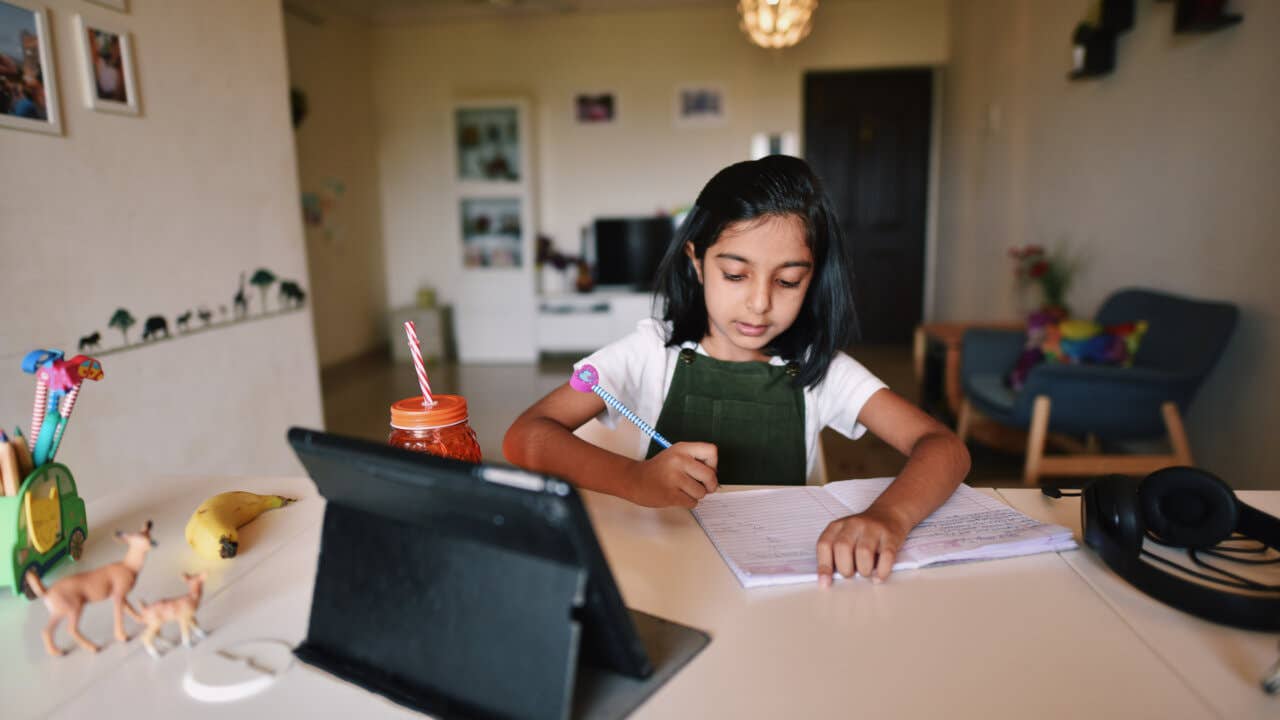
[{"left": 504, "top": 155, "right": 969, "bottom": 583}]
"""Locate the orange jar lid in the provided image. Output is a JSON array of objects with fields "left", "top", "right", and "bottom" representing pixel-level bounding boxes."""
[{"left": 390, "top": 394, "right": 470, "bottom": 429}]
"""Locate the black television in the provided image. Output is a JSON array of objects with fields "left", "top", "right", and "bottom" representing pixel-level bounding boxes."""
[{"left": 590, "top": 216, "right": 674, "bottom": 291}]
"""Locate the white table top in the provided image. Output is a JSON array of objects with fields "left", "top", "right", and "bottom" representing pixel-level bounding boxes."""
[
  {"left": 4, "top": 478, "right": 1270, "bottom": 719},
  {"left": 998, "top": 488, "right": 1280, "bottom": 720}
]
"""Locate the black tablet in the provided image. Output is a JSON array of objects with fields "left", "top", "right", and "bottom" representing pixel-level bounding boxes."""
[{"left": 287, "top": 427, "right": 653, "bottom": 719}]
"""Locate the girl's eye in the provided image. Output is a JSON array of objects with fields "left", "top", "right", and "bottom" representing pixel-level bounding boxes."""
[
  {"left": 778, "top": 279, "right": 802, "bottom": 289},
  {"left": 722, "top": 273, "right": 746, "bottom": 282}
]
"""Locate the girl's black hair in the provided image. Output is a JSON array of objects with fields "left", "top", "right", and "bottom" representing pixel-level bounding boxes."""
[{"left": 653, "top": 155, "right": 859, "bottom": 388}]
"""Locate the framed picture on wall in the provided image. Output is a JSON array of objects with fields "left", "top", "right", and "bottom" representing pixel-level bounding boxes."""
[
  {"left": 73, "top": 14, "right": 139, "bottom": 115},
  {"left": 575, "top": 92, "right": 615, "bottom": 124},
  {"left": 674, "top": 84, "right": 727, "bottom": 127},
  {"left": 85, "top": 0, "right": 127, "bottom": 11},
  {"left": 455, "top": 106, "right": 520, "bottom": 182},
  {"left": 0, "top": 0, "right": 62, "bottom": 135},
  {"left": 460, "top": 197, "right": 523, "bottom": 268}
]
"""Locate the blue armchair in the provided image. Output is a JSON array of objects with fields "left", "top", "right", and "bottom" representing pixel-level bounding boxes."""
[{"left": 957, "top": 288, "right": 1238, "bottom": 485}]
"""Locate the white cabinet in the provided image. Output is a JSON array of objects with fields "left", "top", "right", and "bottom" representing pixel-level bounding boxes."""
[
  {"left": 536, "top": 292, "right": 658, "bottom": 354},
  {"left": 449, "top": 98, "right": 538, "bottom": 364}
]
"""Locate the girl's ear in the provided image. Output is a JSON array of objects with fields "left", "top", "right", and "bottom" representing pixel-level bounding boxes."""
[{"left": 684, "top": 241, "right": 703, "bottom": 284}]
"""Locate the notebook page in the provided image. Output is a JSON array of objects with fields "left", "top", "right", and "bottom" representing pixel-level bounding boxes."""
[
  {"left": 691, "top": 487, "right": 849, "bottom": 587},
  {"left": 821, "top": 479, "right": 1076, "bottom": 569},
  {"left": 694, "top": 480, "right": 1076, "bottom": 587}
]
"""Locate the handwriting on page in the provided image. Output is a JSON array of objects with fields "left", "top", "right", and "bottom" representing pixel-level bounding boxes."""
[
  {"left": 693, "top": 488, "right": 843, "bottom": 578},
  {"left": 693, "top": 479, "right": 1076, "bottom": 587},
  {"left": 822, "top": 479, "right": 1068, "bottom": 567}
]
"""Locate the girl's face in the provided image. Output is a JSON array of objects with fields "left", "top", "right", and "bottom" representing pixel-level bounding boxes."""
[{"left": 686, "top": 214, "right": 814, "bottom": 362}]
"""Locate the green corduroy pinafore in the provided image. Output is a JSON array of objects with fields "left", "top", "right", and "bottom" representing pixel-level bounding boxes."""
[{"left": 645, "top": 348, "right": 807, "bottom": 486}]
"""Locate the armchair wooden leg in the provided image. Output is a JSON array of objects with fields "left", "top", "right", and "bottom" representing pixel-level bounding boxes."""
[
  {"left": 1023, "top": 395, "right": 1051, "bottom": 486},
  {"left": 956, "top": 398, "right": 973, "bottom": 442},
  {"left": 1162, "top": 401, "right": 1194, "bottom": 466},
  {"left": 1025, "top": 399, "right": 1195, "bottom": 483}
]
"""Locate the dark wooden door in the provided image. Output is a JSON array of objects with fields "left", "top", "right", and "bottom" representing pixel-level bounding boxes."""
[{"left": 804, "top": 69, "right": 931, "bottom": 344}]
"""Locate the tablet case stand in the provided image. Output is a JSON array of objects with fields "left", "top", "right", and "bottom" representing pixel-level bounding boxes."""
[{"left": 294, "top": 502, "right": 709, "bottom": 720}]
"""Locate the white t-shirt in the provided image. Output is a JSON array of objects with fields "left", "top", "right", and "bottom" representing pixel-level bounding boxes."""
[{"left": 575, "top": 319, "right": 888, "bottom": 478}]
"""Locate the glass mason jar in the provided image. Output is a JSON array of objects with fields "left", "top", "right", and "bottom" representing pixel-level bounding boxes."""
[{"left": 387, "top": 394, "right": 482, "bottom": 463}]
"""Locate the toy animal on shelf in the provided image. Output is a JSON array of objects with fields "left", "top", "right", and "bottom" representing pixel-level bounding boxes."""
[
  {"left": 278, "top": 280, "right": 306, "bottom": 308},
  {"left": 141, "top": 315, "right": 169, "bottom": 341},
  {"left": 138, "top": 571, "right": 208, "bottom": 658},
  {"left": 233, "top": 272, "right": 249, "bottom": 318},
  {"left": 25, "top": 520, "right": 155, "bottom": 657}
]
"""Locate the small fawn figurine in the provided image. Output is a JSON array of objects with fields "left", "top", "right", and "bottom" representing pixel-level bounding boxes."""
[
  {"left": 138, "top": 571, "right": 208, "bottom": 658},
  {"left": 26, "top": 520, "right": 156, "bottom": 657}
]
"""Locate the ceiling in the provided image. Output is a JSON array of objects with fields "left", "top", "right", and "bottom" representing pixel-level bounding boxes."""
[{"left": 284, "top": 0, "right": 733, "bottom": 25}]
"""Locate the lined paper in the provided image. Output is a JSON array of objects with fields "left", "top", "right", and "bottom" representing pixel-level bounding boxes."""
[{"left": 692, "top": 478, "right": 1076, "bottom": 588}]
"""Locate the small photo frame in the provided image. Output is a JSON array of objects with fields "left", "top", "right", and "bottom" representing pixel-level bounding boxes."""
[
  {"left": 461, "top": 197, "right": 523, "bottom": 268},
  {"left": 675, "top": 84, "right": 726, "bottom": 127},
  {"left": 85, "top": 0, "right": 127, "bottom": 11},
  {"left": 0, "top": 1, "right": 62, "bottom": 135},
  {"left": 74, "top": 14, "right": 139, "bottom": 115},
  {"left": 575, "top": 92, "right": 615, "bottom": 124}
]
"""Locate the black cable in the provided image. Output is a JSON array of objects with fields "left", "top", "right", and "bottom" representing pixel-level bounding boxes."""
[
  {"left": 1203, "top": 535, "right": 1280, "bottom": 563},
  {"left": 1187, "top": 549, "right": 1280, "bottom": 591},
  {"left": 1200, "top": 547, "right": 1280, "bottom": 565},
  {"left": 1141, "top": 530, "right": 1280, "bottom": 591},
  {"left": 1139, "top": 549, "right": 1270, "bottom": 591},
  {"left": 1145, "top": 531, "right": 1280, "bottom": 565},
  {"left": 1040, "top": 488, "right": 1082, "bottom": 498}
]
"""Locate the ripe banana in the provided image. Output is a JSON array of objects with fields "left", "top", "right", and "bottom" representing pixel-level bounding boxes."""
[{"left": 185, "top": 491, "right": 296, "bottom": 560}]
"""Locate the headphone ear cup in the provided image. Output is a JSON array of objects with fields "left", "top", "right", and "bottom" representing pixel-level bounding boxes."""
[
  {"left": 1140, "top": 466, "right": 1238, "bottom": 549},
  {"left": 1083, "top": 475, "right": 1144, "bottom": 557}
]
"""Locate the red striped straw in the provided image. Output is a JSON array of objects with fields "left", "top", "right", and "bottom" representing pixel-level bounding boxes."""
[{"left": 403, "top": 320, "right": 435, "bottom": 407}]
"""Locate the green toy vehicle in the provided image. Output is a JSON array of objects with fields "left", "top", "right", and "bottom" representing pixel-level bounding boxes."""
[{"left": 1, "top": 463, "right": 88, "bottom": 599}]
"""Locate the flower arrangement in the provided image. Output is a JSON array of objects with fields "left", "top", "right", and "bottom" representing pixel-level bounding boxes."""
[
  {"left": 1009, "top": 244, "right": 1077, "bottom": 314},
  {"left": 536, "top": 235, "right": 577, "bottom": 272}
]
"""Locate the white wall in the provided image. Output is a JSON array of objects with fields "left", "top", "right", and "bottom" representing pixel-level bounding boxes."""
[
  {"left": 0, "top": 0, "right": 322, "bottom": 491},
  {"left": 370, "top": 0, "right": 949, "bottom": 355},
  {"left": 285, "top": 10, "right": 387, "bottom": 368},
  {"left": 937, "top": 0, "right": 1279, "bottom": 487}
]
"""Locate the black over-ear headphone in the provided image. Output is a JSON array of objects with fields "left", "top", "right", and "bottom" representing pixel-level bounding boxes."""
[{"left": 1080, "top": 466, "right": 1280, "bottom": 631}]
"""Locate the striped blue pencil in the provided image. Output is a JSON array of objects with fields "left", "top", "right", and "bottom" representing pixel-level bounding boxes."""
[{"left": 569, "top": 364, "right": 671, "bottom": 449}]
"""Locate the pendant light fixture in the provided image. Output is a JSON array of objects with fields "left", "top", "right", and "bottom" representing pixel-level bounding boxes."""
[{"left": 738, "top": 0, "right": 818, "bottom": 49}]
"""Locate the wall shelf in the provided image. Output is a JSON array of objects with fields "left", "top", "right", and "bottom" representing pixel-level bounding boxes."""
[
  {"left": 1068, "top": 23, "right": 1117, "bottom": 80},
  {"left": 1173, "top": 0, "right": 1242, "bottom": 33},
  {"left": 1068, "top": 0, "right": 1133, "bottom": 81}
]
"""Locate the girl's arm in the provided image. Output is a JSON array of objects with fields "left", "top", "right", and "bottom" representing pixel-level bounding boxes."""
[
  {"left": 503, "top": 383, "right": 719, "bottom": 508},
  {"left": 815, "top": 388, "right": 971, "bottom": 584}
]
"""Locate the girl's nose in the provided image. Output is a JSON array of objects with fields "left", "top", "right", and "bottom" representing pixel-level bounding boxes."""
[{"left": 746, "top": 280, "right": 771, "bottom": 315}]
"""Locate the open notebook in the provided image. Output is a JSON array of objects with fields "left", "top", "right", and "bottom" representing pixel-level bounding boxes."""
[{"left": 691, "top": 478, "right": 1076, "bottom": 588}]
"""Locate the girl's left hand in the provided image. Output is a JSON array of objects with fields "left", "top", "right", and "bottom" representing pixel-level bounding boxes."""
[{"left": 815, "top": 505, "right": 911, "bottom": 585}]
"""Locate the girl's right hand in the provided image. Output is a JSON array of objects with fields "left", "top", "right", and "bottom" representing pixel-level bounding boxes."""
[{"left": 624, "top": 442, "right": 719, "bottom": 508}]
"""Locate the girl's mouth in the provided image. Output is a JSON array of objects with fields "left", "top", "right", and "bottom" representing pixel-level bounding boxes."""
[{"left": 735, "top": 322, "right": 769, "bottom": 337}]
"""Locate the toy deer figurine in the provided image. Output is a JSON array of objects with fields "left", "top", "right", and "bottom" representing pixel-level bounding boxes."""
[
  {"left": 138, "top": 571, "right": 208, "bottom": 658},
  {"left": 25, "top": 520, "right": 156, "bottom": 657}
]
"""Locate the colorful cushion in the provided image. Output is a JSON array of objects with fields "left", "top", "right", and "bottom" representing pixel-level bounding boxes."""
[{"left": 1007, "top": 312, "right": 1147, "bottom": 390}]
